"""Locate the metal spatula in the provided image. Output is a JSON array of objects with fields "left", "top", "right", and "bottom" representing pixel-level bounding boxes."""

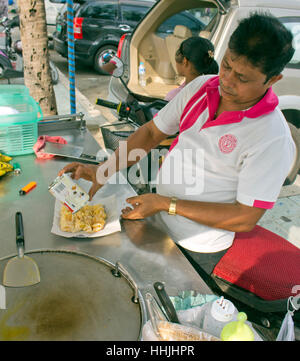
[
  {"left": 44, "top": 142, "right": 83, "bottom": 159},
  {"left": 44, "top": 142, "right": 106, "bottom": 163},
  {"left": 3, "top": 212, "right": 40, "bottom": 287}
]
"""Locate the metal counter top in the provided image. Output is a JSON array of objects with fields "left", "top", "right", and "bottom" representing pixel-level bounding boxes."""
[{"left": 0, "top": 121, "right": 212, "bottom": 317}]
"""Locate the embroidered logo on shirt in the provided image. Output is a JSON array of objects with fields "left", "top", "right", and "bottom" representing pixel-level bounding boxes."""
[{"left": 219, "top": 134, "right": 237, "bottom": 153}]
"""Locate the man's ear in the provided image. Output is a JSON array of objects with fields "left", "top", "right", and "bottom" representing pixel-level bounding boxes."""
[{"left": 266, "top": 73, "right": 283, "bottom": 87}]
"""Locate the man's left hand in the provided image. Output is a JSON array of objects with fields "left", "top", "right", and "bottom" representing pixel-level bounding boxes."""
[{"left": 121, "top": 193, "right": 169, "bottom": 220}]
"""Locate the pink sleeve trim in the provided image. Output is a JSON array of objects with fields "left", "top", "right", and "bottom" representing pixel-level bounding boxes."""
[{"left": 253, "top": 200, "right": 275, "bottom": 209}]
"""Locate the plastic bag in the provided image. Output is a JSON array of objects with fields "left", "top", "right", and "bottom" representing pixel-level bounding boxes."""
[
  {"left": 170, "top": 291, "right": 218, "bottom": 311},
  {"left": 143, "top": 293, "right": 263, "bottom": 341},
  {"left": 276, "top": 312, "right": 295, "bottom": 341}
]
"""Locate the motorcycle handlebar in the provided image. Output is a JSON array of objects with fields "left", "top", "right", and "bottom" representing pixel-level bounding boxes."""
[
  {"left": 95, "top": 96, "right": 166, "bottom": 125},
  {"left": 96, "top": 98, "right": 132, "bottom": 119},
  {"left": 8, "top": 16, "right": 20, "bottom": 29},
  {"left": 0, "top": 15, "right": 19, "bottom": 29},
  {"left": 95, "top": 98, "right": 119, "bottom": 110}
]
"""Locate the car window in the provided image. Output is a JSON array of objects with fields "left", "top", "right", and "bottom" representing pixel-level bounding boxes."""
[
  {"left": 121, "top": 4, "right": 151, "bottom": 23},
  {"left": 280, "top": 17, "right": 300, "bottom": 68},
  {"left": 58, "top": 3, "right": 67, "bottom": 15},
  {"left": 155, "top": 7, "right": 217, "bottom": 38},
  {"left": 60, "top": 2, "right": 80, "bottom": 19},
  {"left": 80, "top": 2, "right": 117, "bottom": 20}
]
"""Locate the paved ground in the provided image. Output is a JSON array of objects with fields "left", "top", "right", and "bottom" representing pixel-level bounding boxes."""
[{"left": 258, "top": 191, "right": 300, "bottom": 248}]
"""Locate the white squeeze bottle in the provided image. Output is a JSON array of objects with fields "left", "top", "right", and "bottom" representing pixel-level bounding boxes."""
[
  {"left": 198, "top": 296, "right": 237, "bottom": 338},
  {"left": 138, "top": 61, "right": 146, "bottom": 87}
]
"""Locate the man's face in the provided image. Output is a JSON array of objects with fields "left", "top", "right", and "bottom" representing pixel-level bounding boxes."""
[{"left": 219, "top": 49, "right": 281, "bottom": 107}]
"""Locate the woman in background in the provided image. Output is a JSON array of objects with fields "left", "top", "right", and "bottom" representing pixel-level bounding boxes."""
[{"left": 165, "top": 36, "right": 219, "bottom": 101}]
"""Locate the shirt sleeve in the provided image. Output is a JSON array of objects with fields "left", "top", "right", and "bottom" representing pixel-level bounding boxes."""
[
  {"left": 237, "top": 135, "right": 296, "bottom": 209},
  {"left": 154, "top": 75, "right": 212, "bottom": 135}
]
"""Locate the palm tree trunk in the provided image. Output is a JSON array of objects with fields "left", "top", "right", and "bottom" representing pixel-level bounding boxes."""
[{"left": 17, "top": 0, "right": 57, "bottom": 116}]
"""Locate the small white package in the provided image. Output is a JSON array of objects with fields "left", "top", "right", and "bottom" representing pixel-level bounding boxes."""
[{"left": 48, "top": 173, "right": 89, "bottom": 213}]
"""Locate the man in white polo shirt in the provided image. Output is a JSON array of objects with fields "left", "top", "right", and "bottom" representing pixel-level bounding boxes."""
[{"left": 59, "top": 13, "right": 296, "bottom": 275}]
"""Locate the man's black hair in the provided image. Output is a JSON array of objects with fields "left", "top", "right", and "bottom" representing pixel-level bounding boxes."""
[{"left": 228, "top": 12, "right": 295, "bottom": 82}]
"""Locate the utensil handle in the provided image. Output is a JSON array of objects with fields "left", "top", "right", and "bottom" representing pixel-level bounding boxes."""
[
  {"left": 154, "top": 282, "right": 180, "bottom": 324},
  {"left": 145, "top": 293, "right": 161, "bottom": 339},
  {"left": 80, "top": 153, "right": 97, "bottom": 160},
  {"left": 15, "top": 212, "right": 25, "bottom": 257}
]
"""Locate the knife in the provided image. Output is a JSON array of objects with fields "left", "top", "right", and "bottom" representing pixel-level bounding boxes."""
[{"left": 154, "top": 282, "right": 180, "bottom": 324}]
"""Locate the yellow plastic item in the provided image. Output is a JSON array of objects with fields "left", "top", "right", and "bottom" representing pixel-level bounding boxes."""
[
  {"left": 0, "top": 153, "right": 12, "bottom": 162},
  {"left": 220, "top": 312, "right": 254, "bottom": 341},
  {"left": 0, "top": 161, "right": 13, "bottom": 170}
]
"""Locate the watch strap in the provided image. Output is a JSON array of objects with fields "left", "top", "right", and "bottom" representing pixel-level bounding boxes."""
[{"left": 168, "top": 197, "right": 177, "bottom": 215}]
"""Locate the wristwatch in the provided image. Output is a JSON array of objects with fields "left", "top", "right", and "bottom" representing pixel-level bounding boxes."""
[{"left": 168, "top": 197, "right": 177, "bottom": 215}]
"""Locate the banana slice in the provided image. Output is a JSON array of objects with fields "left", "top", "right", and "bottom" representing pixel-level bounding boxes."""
[{"left": 60, "top": 203, "right": 107, "bottom": 233}]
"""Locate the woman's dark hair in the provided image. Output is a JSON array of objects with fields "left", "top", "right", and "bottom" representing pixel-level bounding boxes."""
[
  {"left": 228, "top": 12, "right": 295, "bottom": 82},
  {"left": 175, "top": 36, "right": 219, "bottom": 75}
]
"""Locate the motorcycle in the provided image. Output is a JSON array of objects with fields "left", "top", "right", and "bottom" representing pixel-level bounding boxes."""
[
  {"left": 96, "top": 54, "right": 167, "bottom": 126},
  {"left": 96, "top": 54, "right": 170, "bottom": 193},
  {"left": 0, "top": 15, "right": 59, "bottom": 84},
  {"left": 96, "top": 55, "right": 300, "bottom": 341}
]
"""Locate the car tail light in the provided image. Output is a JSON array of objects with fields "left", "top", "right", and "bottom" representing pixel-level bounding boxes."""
[
  {"left": 117, "top": 34, "right": 127, "bottom": 57},
  {"left": 73, "top": 17, "right": 83, "bottom": 39}
]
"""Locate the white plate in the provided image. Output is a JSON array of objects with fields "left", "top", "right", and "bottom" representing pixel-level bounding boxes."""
[{"left": 51, "top": 192, "right": 121, "bottom": 238}]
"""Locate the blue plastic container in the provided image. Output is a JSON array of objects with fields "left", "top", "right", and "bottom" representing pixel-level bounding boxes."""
[{"left": 0, "top": 93, "right": 43, "bottom": 156}]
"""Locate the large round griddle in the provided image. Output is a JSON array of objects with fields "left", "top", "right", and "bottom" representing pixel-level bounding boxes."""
[{"left": 0, "top": 250, "right": 142, "bottom": 341}]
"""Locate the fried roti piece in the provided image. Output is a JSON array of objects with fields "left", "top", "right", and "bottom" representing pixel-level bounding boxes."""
[
  {"left": 60, "top": 204, "right": 106, "bottom": 233},
  {"left": 157, "top": 321, "right": 220, "bottom": 341}
]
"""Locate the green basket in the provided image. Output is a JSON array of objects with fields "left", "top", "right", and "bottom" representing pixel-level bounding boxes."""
[
  {"left": 0, "top": 84, "right": 30, "bottom": 97},
  {"left": 0, "top": 93, "right": 43, "bottom": 156}
]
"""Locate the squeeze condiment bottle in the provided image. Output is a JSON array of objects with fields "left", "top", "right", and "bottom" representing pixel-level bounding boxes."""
[{"left": 220, "top": 312, "right": 254, "bottom": 341}]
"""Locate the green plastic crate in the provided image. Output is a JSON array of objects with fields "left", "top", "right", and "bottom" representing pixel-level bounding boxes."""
[
  {"left": 0, "top": 93, "right": 43, "bottom": 156},
  {"left": 0, "top": 84, "right": 30, "bottom": 97}
]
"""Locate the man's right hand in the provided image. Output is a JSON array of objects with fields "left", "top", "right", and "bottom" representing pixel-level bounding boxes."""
[{"left": 58, "top": 162, "right": 102, "bottom": 200}]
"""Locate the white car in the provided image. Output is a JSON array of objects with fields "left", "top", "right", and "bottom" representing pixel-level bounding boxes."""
[
  {"left": 109, "top": 0, "right": 300, "bottom": 183},
  {"left": 45, "top": 0, "right": 65, "bottom": 38}
]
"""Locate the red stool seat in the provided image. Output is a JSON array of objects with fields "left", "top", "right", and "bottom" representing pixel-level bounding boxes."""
[{"left": 212, "top": 225, "right": 300, "bottom": 301}]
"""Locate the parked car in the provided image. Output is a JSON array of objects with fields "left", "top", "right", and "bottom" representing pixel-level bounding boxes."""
[
  {"left": 53, "top": 0, "right": 154, "bottom": 73},
  {"left": 109, "top": 0, "right": 300, "bottom": 132}
]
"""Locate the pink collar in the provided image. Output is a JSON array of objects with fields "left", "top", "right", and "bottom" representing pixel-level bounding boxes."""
[{"left": 204, "top": 76, "right": 279, "bottom": 128}]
